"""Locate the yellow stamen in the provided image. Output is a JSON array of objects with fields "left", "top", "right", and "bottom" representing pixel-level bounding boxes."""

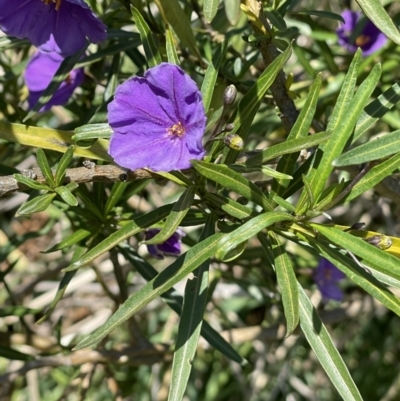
[
  {"left": 42, "top": 0, "right": 62, "bottom": 11},
  {"left": 355, "top": 35, "right": 370, "bottom": 47},
  {"left": 167, "top": 122, "right": 185, "bottom": 137}
]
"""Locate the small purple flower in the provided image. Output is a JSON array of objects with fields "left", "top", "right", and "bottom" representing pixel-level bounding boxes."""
[
  {"left": 337, "top": 10, "right": 387, "bottom": 56},
  {"left": 145, "top": 229, "right": 185, "bottom": 259},
  {"left": 108, "top": 63, "right": 206, "bottom": 172},
  {"left": 313, "top": 258, "right": 346, "bottom": 302},
  {"left": 0, "top": 0, "right": 107, "bottom": 57},
  {"left": 25, "top": 51, "right": 84, "bottom": 111}
]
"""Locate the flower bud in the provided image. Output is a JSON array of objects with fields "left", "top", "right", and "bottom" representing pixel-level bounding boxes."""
[
  {"left": 364, "top": 235, "right": 392, "bottom": 250},
  {"left": 224, "top": 123, "right": 234, "bottom": 132},
  {"left": 223, "top": 85, "right": 237, "bottom": 107},
  {"left": 224, "top": 134, "right": 244, "bottom": 151}
]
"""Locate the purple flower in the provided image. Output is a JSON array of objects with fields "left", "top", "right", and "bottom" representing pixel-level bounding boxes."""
[
  {"left": 313, "top": 258, "right": 346, "bottom": 302},
  {"left": 108, "top": 63, "right": 206, "bottom": 172},
  {"left": 337, "top": 10, "right": 387, "bottom": 56},
  {"left": 145, "top": 229, "right": 185, "bottom": 259},
  {"left": 0, "top": 0, "right": 107, "bottom": 57},
  {"left": 25, "top": 51, "right": 84, "bottom": 111}
]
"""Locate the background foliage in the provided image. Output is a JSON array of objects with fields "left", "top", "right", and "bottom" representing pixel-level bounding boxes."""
[{"left": 1, "top": 0, "right": 400, "bottom": 400}]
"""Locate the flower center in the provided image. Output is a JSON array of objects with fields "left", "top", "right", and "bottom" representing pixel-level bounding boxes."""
[
  {"left": 167, "top": 122, "right": 185, "bottom": 137},
  {"left": 42, "top": 0, "right": 62, "bottom": 11},
  {"left": 355, "top": 35, "right": 370, "bottom": 47}
]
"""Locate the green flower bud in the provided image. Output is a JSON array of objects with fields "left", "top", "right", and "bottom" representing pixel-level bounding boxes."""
[
  {"left": 224, "top": 134, "right": 244, "bottom": 151},
  {"left": 223, "top": 85, "right": 237, "bottom": 106}
]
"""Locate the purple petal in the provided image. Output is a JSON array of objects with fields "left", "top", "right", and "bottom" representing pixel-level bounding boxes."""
[
  {"left": 313, "top": 258, "right": 345, "bottom": 302},
  {"left": 336, "top": 10, "right": 387, "bottom": 56},
  {"left": 25, "top": 51, "right": 84, "bottom": 111},
  {"left": 145, "top": 228, "right": 184, "bottom": 259},
  {"left": 0, "top": 0, "right": 107, "bottom": 57},
  {"left": 108, "top": 63, "right": 206, "bottom": 172}
]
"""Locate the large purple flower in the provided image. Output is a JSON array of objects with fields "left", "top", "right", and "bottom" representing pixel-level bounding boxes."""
[
  {"left": 25, "top": 50, "right": 84, "bottom": 111},
  {"left": 337, "top": 10, "right": 387, "bottom": 56},
  {"left": 145, "top": 229, "right": 185, "bottom": 259},
  {"left": 313, "top": 258, "right": 346, "bottom": 302},
  {"left": 108, "top": 63, "right": 206, "bottom": 172},
  {"left": 0, "top": 0, "right": 107, "bottom": 57}
]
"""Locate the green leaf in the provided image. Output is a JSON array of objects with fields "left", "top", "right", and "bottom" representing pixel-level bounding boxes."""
[
  {"left": 16, "top": 193, "right": 56, "bottom": 216},
  {"left": 168, "top": 216, "right": 214, "bottom": 401},
  {"left": 55, "top": 186, "right": 79, "bottom": 207},
  {"left": 205, "top": 193, "right": 253, "bottom": 220},
  {"left": 204, "top": 0, "right": 219, "bottom": 23},
  {"left": 333, "top": 129, "right": 400, "bottom": 167},
  {"left": 225, "top": 44, "right": 292, "bottom": 163},
  {"left": 63, "top": 204, "right": 174, "bottom": 271},
  {"left": 215, "top": 212, "right": 294, "bottom": 261},
  {"left": 311, "top": 224, "right": 400, "bottom": 281},
  {"left": 262, "top": 233, "right": 299, "bottom": 336},
  {"left": 0, "top": 345, "right": 34, "bottom": 361},
  {"left": 295, "top": 10, "right": 344, "bottom": 23},
  {"left": 354, "top": 83, "right": 400, "bottom": 142},
  {"left": 344, "top": 152, "right": 400, "bottom": 203},
  {"left": 307, "top": 59, "right": 381, "bottom": 204},
  {"left": 298, "top": 285, "right": 363, "bottom": 401},
  {"left": 192, "top": 161, "right": 274, "bottom": 211},
  {"left": 36, "top": 148, "right": 55, "bottom": 188},
  {"left": 245, "top": 130, "right": 331, "bottom": 167},
  {"left": 201, "top": 41, "right": 228, "bottom": 113},
  {"left": 224, "top": 0, "right": 241, "bottom": 25},
  {"left": 306, "top": 237, "right": 400, "bottom": 317},
  {"left": 104, "top": 182, "right": 128, "bottom": 216},
  {"left": 264, "top": 10, "right": 287, "bottom": 31},
  {"left": 72, "top": 123, "right": 113, "bottom": 148},
  {"left": 273, "top": 73, "right": 322, "bottom": 192},
  {"left": 24, "top": 46, "right": 87, "bottom": 121},
  {"left": 0, "top": 122, "right": 111, "bottom": 162},
  {"left": 73, "top": 232, "right": 224, "bottom": 349},
  {"left": 118, "top": 243, "right": 246, "bottom": 365},
  {"left": 144, "top": 186, "right": 195, "bottom": 245},
  {"left": 131, "top": 6, "right": 162, "bottom": 67},
  {"left": 0, "top": 306, "right": 41, "bottom": 317},
  {"left": 37, "top": 246, "right": 86, "bottom": 323},
  {"left": 43, "top": 229, "right": 92, "bottom": 253},
  {"left": 13, "top": 174, "right": 52, "bottom": 192},
  {"left": 156, "top": 0, "right": 202, "bottom": 60},
  {"left": 166, "top": 26, "right": 180, "bottom": 65},
  {"left": 55, "top": 145, "right": 74, "bottom": 186},
  {"left": 356, "top": 0, "right": 400, "bottom": 45}
]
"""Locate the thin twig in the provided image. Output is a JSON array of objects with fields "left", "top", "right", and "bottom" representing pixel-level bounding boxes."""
[{"left": 0, "top": 165, "right": 153, "bottom": 197}]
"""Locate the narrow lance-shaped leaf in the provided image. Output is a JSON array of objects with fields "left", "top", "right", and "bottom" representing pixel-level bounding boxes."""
[
  {"left": 55, "top": 186, "right": 78, "bottom": 207},
  {"left": 166, "top": 26, "right": 180, "bottom": 65},
  {"left": 143, "top": 186, "right": 195, "bottom": 245},
  {"left": 16, "top": 193, "right": 57, "bottom": 217},
  {"left": 131, "top": 6, "right": 162, "bottom": 67},
  {"left": 192, "top": 161, "right": 274, "bottom": 211},
  {"left": 308, "top": 62, "right": 381, "bottom": 204},
  {"left": 63, "top": 204, "right": 174, "bottom": 271},
  {"left": 356, "top": 0, "right": 400, "bottom": 45},
  {"left": 260, "top": 233, "right": 299, "bottom": 336},
  {"left": 55, "top": 145, "right": 74, "bottom": 186},
  {"left": 36, "top": 148, "right": 55, "bottom": 188},
  {"left": 298, "top": 285, "right": 363, "bottom": 401},
  {"left": 310, "top": 224, "right": 400, "bottom": 281},
  {"left": 203, "top": 0, "right": 219, "bottom": 23},
  {"left": 118, "top": 243, "right": 246, "bottom": 365},
  {"left": 215, "top": 212, "right": 294, "bottom": 261},
  {"left": 354, "top": 83, "right": 400, "bottom": 142},
  {"left": 168, "top": 216, "right": 214, "bottom": 401},
  {"left": 333, "top": 129, "right": 400, "bottom": 167},
  {"left": 73, "top": 232, "right": 224, "bottom": 350},
  {"left": 201, "top": 41, "right": 228, "bottom": 113},
  {"left": 13, "top": 174, "right": 52, "bottom": 192}
]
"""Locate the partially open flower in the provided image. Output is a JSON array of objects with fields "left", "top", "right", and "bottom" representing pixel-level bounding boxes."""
[
  {"left": 336, "top": 10, "right": 387, "bottom": 56},
  {"left": 145, "top": 228, "right": 185, "bottom": 259},
  {"left": 313, "top": 258, "right": 345, "bottom": 302},
  {"left": 25, "top": 50, "right": 84, "bottom": 111},
  {"left": 0, "top": 0, "right": 107, "bottom": 57},
  {"left": 108, "top": 63, "right": 206, "bottom": 172}
]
